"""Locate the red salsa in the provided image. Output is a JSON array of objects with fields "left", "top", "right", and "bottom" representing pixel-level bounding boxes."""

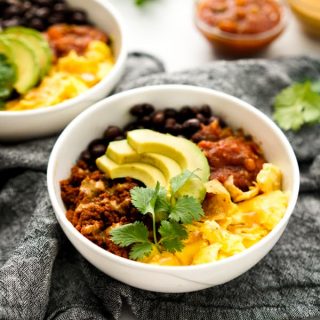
[
  {"left": 197, "top": 0, "right": 282, "bottom": 34},
  {"left": 195, "top": 0, "right": 285, "bottom": 54}
]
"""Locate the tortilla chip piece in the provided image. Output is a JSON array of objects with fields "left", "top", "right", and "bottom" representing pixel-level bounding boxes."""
[
  {"left": 257, "top": 163, "right": 282, "bottom": 193},
  {"left": 203, "top": 180, "right": 237, "bottom": 218},
  {"left": 224, "top": 176, "right": 260, "bottom": 202}
]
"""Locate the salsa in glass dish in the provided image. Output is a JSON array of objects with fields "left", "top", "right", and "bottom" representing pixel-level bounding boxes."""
[{"left": 195, "top": 0, "right": 287, "bottom": 55}]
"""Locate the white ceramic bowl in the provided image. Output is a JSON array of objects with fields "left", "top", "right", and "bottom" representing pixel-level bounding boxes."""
[
  {"left": 47, "top": 85, "right": 300, "bottom": 293},
  {"left": 0, "top": 0, "right": 126, "bottom": 141}
]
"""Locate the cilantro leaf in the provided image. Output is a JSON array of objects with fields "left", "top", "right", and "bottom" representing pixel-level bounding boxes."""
[
  {"left": 154, "top": 187, "right": 170, "bottom": 222},
  {"left": 110, "top": 222, "right": 154, "bottom": 260},
  {"left": 130, "top": 186, "right": 156, "bottom": 215},
  {"left": 170, "top": 170, "right": 199, "bottom": 195},
  {"left": 273, "top": 81, "right": 320, "bottom": 131},
  {"left": 150, "top": 181, "right": 161, "bottom": 210},
  {"left": 110, "top": 221, "right": 149, "bottom": 247},
  {"left": 130, "top": 242, "right": 153, "bottom": 260},
  {"left": 159, "top": 220, "right": 188, "bottom": 252},
  {"left": 170, "top": 195, "right": 204, "bottom": 224}
]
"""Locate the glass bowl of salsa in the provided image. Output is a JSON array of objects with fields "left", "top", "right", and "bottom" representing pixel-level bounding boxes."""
[
  {"left": 288, "top": 0, "right": 320, "bottom": 36},
  {"left": 194, "top": 0, "right": 288, "bottom": 55}
]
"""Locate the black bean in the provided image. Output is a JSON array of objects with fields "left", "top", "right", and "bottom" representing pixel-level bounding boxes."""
[
  {"left": 196, "top": 113, "right": 207, "bottom": 124},
  {"left": 48, "top": 13, "right": 65, "bottom": 24},
  {"left": 114, "top": 135, "right": 126, "bottom": 141},
  {"left": 71, "top": 10, "right": 88, "bottom": 24},
  {"left": 165, "top": 118, "right": 176, "bottom": 127},
  {"left": 103, "top": 125, "right": 123, "bottom": 141},
  {"left": 130, "top": 103, "right": 155, "bottom": 117},
  {"left": 0, "top": 2, "right": 6, "bottom": 10},
  {"left": 28, "top": 17, "right": 45, "bottom": 30},
  {"left": 123, "top": 121, "right": 140, "bottom": 132},
  {"left": 80, "top": 150, "right": 92, "bottom": 163},
  {"left": 88, "top": 139, "right": 107, "bottom": 158},
  {"left": 35, "top": 7, "right": 50, "bottom": 18},
  {"left": 191, "top": 106, "right": 199, "bottom": 114},
  {"left": 199, "top": 105, "right": 212, "bottom": 118},
  {"left": 21, "top": 1, "right": 32, "bottom": 12},
  {"left": 178, "top": 106, "right": 195, "bottom": 122},
  {"left": 172, "top": 123, "right": 183, "bottom": 135},
  {"left": 164, "top": 118, "right": 176, "bottom": 133},
  {"left": 31, "top": 0, "right": 53, "bottom": 7},
  {"left": 182, "top": 118, "right": 201, "bottom": 135},
  {"left": 4, "top": 5, "right": 22, "bottom": 17},
  {"left": 152, "top": 111, "right": 165, "bottom": 126},
  {"left": 140, "top": 115, "right": 152, "bottom": 127},
  {"left": 53, "top": 2, "right": 68, "bottom": 12},
  {"left": 24, "top": 9, "right": 37, "bottom": 21},
  {"left": 2, "top": 17, "right": 20, "bottom": 28},
  {"left": 88, "top": 138, "right": 104, "bottom": 149},
  {"left": 191, "top": 134, "right": 205, "bottom": 143},
  {"left": 164, "top": 108, "right": 177, "bottom": 118},
  {"left": 7, "top": 0, "right": 20, "bottom": 5},
  {"left": 165, "top": 118, "right": 184, "bottom": 135}
]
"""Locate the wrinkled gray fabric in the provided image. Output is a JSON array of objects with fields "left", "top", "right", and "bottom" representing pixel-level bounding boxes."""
[{"left": 0, "top": 54, "right": 320, "bottom": 320}]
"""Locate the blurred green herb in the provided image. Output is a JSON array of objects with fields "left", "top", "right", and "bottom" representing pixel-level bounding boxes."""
[
  {"left": 110, "top": 170, "right": 205, "bottom": 260},
  {"left": 0, "top": 53, "right": 16, "bottom": 107},
  {"left": 135, "top": 0, "right": 152, "bottom": 6},
  {"left": 273, "top": 80, "right": 320, "bottom": 131}
]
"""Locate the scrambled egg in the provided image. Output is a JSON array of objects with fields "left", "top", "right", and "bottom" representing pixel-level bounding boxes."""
[
  {"left": 142, "top": 163, "right": 288, "bottom": 266},
  {"left": 5, "top": 41, "right": 114, "bottom": 111}
]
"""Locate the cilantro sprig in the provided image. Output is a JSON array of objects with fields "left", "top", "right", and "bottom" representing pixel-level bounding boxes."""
[
  {"left": 109, "top": 170, "right": 205, "bottom": 260},
  {"left": 273, "top": 80, "right": 320, "bottom": 131}
]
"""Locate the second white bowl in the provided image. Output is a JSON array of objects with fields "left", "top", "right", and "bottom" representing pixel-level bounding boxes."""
[{"left": 0, "top": 0, "right": 127, "bottom": 141}]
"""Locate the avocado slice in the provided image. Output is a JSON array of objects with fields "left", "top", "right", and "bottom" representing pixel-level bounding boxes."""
[
  {"left": 96, "top": 155, "right": 167, "bottom": 187},
  {"left": 107, "top": 139, "right": 140, "bottom": 163},
  {"left": 127, "top": 129, "right": 210, "bottom": 182},
  {"left": 0, "top": 35, "right": 40, "bottom": 94},
  {"left": 175, "top": 178, "right": 207, "bottom": 202},
  {"left": 0, "top": 38, "right": 12, "bottom": 60},
  {"left": 4, "top": 27, "right": 52, "bottom": 78},
  {"left": 107, "top": 139, "right": 182, "bottom": 181}
]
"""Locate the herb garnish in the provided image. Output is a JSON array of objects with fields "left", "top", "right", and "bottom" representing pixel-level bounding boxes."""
[
  {"left": 273, "top": 80, "right": 320, "bottom": 131},
  {"left": 110, "top": 170, "right": 205, "bottom": 260},
  {"left": 135, "top": 0, "right": 152, "bottom": 6},
  {"left": 0, "top": 54, "right": 16, "bottom": 109}
]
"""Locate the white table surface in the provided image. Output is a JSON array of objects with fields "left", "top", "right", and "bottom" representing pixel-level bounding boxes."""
[
  {"left": 106, "top": 0, "right": 320, "bottom": 318},
  {"left": 109, "top": 0, "right": 320, "bottom": 73}
]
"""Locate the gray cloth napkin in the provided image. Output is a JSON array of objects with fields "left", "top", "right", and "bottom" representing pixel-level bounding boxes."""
[{"left": 0, "top": 53, "right": 320, "bottom": 320}]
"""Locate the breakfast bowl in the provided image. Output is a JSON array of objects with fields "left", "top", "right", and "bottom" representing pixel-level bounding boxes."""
[
  {"left": 194, "top": 0, "right": 288, "bottom": 55},
  {"left": 47, "top": 85, "right": 299, "bottom": 293},
  {"left": 0, "top": 0, "right": 126, "bottom": 141}
]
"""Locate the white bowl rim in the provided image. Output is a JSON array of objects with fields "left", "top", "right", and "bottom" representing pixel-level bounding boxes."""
[
  {"left": 47, "top": 84, "right": 300, "bottom": 273},
  {"left": 0, "top": 0, "right": 127, "bottom": 118}
]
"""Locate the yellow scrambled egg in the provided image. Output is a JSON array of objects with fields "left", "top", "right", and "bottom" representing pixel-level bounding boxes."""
[
  {"left": 141, "top": 163, "right": 288, "bottom": 266},
  {"left": 5, "top": 41, "right": 114, "bottom": 111}
]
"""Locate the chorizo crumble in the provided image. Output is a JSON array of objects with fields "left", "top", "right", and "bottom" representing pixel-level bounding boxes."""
[{"left": 61, "top": 160, "right": 141, "bottom": 258}]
